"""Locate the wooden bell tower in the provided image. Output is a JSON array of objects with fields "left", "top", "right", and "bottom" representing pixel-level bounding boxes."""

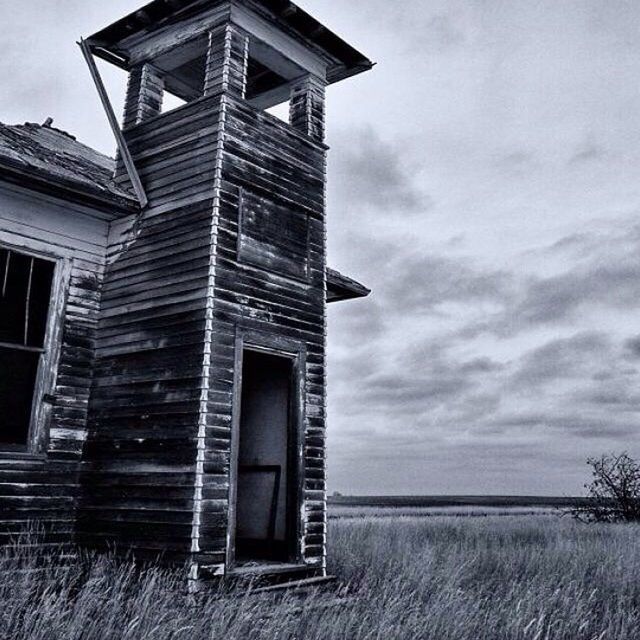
[{"left": 80, "top": 0, "right": 372, "bottom": 584}]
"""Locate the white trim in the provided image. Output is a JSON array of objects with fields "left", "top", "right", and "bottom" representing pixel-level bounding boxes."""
[{"left": 190, "top": 29, "right": 232, "bottom": 575}]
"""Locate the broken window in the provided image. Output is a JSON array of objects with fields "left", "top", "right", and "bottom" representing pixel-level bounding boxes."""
[{"left": 0, "top": 247, "right": 55, "bottom": 449}]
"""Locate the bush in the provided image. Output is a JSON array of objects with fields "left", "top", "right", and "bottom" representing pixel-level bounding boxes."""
[{"left": 572, "top": 453, "right": 640, "bottom": 523}]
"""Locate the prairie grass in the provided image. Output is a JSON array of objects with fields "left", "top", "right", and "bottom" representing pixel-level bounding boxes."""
[{"left": 2, "top": 515, "right": 640, "bottom": 639}]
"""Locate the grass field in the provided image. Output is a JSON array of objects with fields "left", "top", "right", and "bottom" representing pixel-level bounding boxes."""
[{"left": 2, "top": 510, "right": 640, "bottom": 639}]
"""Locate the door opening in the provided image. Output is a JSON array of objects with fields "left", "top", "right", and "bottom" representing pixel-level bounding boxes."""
[{"left": 234, "top": 349, "right": 297, "bottom": 564}]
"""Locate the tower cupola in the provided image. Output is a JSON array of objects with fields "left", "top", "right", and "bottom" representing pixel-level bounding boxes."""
[{"left": 86, "top": 0, "right": 372, "bottom": 140}]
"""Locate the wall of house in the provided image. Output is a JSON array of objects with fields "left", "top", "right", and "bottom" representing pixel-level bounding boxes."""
[
  {"left": 0, "top": 183, "right": 108, "bottom": 545},
  {"left": 79, "top": 96, "right": 223, "bottom": 562}
]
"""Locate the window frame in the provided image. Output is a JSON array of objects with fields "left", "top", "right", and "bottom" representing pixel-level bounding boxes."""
[
  {"left": 236, "top": 188, "right": 311, "bottom": 283},
  {"left": 0, "top": 241, "right": 70, "bottom": 457}
]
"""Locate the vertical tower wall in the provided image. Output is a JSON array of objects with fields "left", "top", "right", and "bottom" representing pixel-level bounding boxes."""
[
  {"left": 81, "top": 94, "right": 225, "bottom": 562},
  {"left": 82, "top": 13, "right": 329, "bottom": 576}
]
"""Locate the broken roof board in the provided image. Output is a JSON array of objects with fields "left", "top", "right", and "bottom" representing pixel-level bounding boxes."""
[{"left": 0, "top": 122, "right": 138, "bottom": 215}]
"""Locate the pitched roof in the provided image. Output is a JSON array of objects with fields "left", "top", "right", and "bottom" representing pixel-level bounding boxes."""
[{"left": 0, "top": 121, "right": 139, "bottom": 214}]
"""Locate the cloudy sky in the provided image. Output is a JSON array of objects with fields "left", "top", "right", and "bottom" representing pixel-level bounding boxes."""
[{"left": 3, "top": 1, "right": 640, "bottom": 495}]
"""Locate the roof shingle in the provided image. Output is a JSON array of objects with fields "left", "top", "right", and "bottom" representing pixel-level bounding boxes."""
[{"left": 0, "top": 121, "right": 138, "bottom": 213}]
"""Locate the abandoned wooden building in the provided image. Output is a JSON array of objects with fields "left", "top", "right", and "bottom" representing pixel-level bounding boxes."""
[{"left": 0, "top": 0, "right": 371, "bottom": 584}]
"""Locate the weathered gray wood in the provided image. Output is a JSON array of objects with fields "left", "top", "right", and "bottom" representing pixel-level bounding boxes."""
[
  {"left": 0, "top": 184, "right": 106, "bottom": 542},
  {"left": 0, "top": 0, "right": 372, "bottom": 583},
  {"left": 122, "top": 63, "right": 165, "bottom": 130},
  {"left": 290, "top": 74, "right": 326, "bottom": 142}
]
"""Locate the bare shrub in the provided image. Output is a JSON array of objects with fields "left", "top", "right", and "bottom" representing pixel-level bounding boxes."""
[{"left": 572, "top": 453, "right": 640, "bottom": 523}]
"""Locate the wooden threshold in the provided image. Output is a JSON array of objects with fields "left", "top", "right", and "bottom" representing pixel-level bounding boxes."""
[
  {"left": 230, "top": 562, "right": 310, "bottom": 577},
  {"left": 244, "top": 575, "right": 336, "bottom": 594},
  {"left": 199, "top": 561, "right": 323, "bottom": 587}
]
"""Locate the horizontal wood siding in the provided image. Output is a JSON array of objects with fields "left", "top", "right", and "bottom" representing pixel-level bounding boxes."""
[
  {"left": 196, "top": 95, "right": 328, "bottom": 571},
  {"left": 0, "top": 185, "right": 107, "bottom": 545},
  {"left": 79, "top": 94, "right": 223, "bottom": 561}
]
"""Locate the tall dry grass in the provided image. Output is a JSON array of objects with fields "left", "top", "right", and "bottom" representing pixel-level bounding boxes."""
[{"left": 1, "top": 515, "right": 639, "bottom": 639}]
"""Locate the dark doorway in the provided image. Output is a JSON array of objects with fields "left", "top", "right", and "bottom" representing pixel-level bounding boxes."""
[
  {"left": 235, "top": 349, "right": 297, "bottom": 563},
  {"left": 0, "top": 248, "right": 55, "bottom": 449}
]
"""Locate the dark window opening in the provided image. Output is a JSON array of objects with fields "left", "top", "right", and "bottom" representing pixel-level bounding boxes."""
[
  {"left": 244, "top": 39, "right": 306, "bottom": 116},
  {"left": 145, "top": 35, "right": 306, "bottom": 120},
  {"left": 0, "top": 248, "right": 55, "bottom": 448},
  {"left": 153, "top": 37, "right": 208, "bottom": 110}
]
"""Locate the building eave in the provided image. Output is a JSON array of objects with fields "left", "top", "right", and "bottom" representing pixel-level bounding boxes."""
[
  {"left": 0, "top": 158, "right": 140, "bottom": 218},
  {"left": 326, "top": 267, "right": 370, "bottom": 303},
  {"left": 86, "top": 0, "right": 374, "bottom": 85}
]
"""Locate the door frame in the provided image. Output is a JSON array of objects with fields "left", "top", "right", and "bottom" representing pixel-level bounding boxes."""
[{"left": 226, "top": 329, "right": 306, "bottom": 571}]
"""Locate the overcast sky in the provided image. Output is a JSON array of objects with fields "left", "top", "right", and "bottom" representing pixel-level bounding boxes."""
[{"left": 2, "top": 1, "right": 640, "bottom": 496}]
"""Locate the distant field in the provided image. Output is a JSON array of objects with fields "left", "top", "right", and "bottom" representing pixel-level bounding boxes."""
[
  {"left": 329, "top": 504, "right": 560, "bottom": 518},
  {"left": 327, "top": 495, "right": 588, "bottom": 520},
  {"left": 3, "top": 512, "right": 639, "bottom": 639},
  {"left": 328, "top": 494, "right": 587, "bottom": 508}
]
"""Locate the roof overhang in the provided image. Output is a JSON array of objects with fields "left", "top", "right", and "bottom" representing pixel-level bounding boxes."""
[
  {"left": 86, "top": 0, "right": 373, "bottom": 85},
  {"left": 326, "top": 267, "right": 370, "bottom": 303},
  {"left": 0, "top": 158, "right": 140, "bottom": 217}
]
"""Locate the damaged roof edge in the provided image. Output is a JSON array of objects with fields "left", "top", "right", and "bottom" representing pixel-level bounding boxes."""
[
  {"left": 0, "top": 121, "right": 140, "bottom": 216},
  {"left": 326, "top": 267, "right": 370, "bottom": 303},
  {"left": 0, "top": 157, "right": 140, "bottom": 216}
]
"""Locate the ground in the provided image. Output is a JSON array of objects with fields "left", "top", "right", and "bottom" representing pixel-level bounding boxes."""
[{"left": 2, "top": 506, "right": 640, "bottom": 639}]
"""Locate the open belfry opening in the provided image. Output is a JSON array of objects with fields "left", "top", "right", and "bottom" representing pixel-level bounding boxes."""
[{"left": 0, "top": 0, "right": 371, "bottom": 587}]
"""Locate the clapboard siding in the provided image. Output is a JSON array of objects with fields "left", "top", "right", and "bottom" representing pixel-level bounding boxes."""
[
  {"left": 194, "top": 94, "right": 328, "bottom": 572},
  {"left": 0, "top": 184, "right": 107, "bottom": 545},
  {"left": 74, "top": 60, "right": 327, "bottom": 575},
  {"left": 78, "top": 93, "right": 224, "bottom": 560}
]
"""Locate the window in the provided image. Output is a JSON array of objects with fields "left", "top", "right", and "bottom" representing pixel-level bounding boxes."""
[
  {"left": 0, "top": 247, "right": 55, "bottom": 450},
  {"left": 237, "top": 190, "right": 309, "bottom": 280}
]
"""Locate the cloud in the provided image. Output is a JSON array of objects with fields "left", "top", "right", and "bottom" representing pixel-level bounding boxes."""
[
  {"left": 510, "top": 332, "right": 611, "bottom": 390},
  {"left": 494, "top": 149, "right": 539, "bottom": 177},
  {"left": 330, "top": 127, "right": 431, "bottom": 215},
  {"left": 624, "top": 335, "right": 640, "bottom": 359},
  {"left": 385, "top": 253, "right": 513, "bottom": 313},
  {"left": 486, "top": 412, "right": 639, "bottom": 440},
  {"left": 416, "top": 15, "right": 466, "bottom": 53},
  {"left": 455, "top": 223, "right": 640, "bottom": 339},
  {"left": 8, "top": 0, "right": 640, "bottom": 496},
  {"left": 569, "top": 137, "right": 606, "bottom": 164},
  {"left": 512, "top": 265, "right": 640, "bottom": 329}
]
